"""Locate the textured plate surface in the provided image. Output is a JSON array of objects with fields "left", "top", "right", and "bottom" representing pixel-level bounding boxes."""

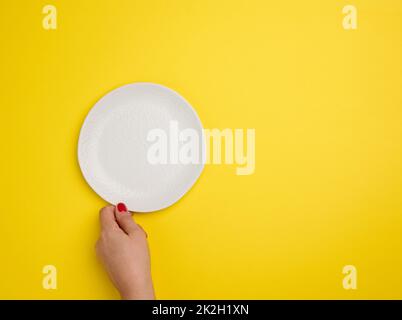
[{"left": 78, "top": 83, "right": 204, "bottom": 212}]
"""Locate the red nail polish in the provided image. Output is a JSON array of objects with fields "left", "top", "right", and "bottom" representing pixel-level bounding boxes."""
[{"left": 117, "top": 202, "right": 127, "bottom": 213}]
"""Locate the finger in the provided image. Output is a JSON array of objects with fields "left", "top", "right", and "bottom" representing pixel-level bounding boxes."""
[
  {"left": 99, "top": 205, "right": 119, "bottom": 230},
  {"left": 137, "top": 224, "right": 148, "bottom": 238},
  {"left": 114, "top": 202, "right": 138, "bottom": 235}
]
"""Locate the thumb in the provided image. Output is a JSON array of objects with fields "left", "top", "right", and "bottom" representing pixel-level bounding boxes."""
[{"left": 115, "top": 202, "right": 138, "bottom": 235}]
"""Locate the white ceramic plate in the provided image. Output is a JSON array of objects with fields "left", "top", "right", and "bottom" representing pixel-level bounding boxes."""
[{"left": 78, "top": 83, "right": 205, "bottom": 212}]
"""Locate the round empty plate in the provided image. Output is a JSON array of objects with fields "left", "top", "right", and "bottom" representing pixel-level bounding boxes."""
[{"left": 78, "top": 83, "right": 205, "bottom": 212}]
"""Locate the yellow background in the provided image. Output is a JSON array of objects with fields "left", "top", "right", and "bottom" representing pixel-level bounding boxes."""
[{"left": 1, "top": 0, "right": 402, "bottom": 299}]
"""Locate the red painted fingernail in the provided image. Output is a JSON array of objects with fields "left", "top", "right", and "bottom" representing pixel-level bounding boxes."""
[{"left": 117, "top": 202, "right": 127, "bottom": 213}]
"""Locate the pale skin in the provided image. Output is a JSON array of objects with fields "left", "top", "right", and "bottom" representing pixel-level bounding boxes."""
[{"left": 96, "top": 204, "right": 155, "bottom": 300}]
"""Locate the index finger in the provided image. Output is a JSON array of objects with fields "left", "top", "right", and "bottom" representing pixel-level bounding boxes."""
[{"left": 99, "top": 205, "right": 119, "bottom": 230}]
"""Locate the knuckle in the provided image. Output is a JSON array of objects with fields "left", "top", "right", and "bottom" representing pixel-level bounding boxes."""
[{"left": 100, "top": 230, "right": 109, "bottom": 240}]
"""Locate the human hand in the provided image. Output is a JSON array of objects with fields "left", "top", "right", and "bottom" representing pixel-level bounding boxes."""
[{"left": 96, "top": 203, "right": 155, "bottom": 300}]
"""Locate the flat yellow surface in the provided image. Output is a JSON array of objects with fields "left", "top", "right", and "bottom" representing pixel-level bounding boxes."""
[{"left": 1, "top": 0, "right": 402, "bottom": 299}]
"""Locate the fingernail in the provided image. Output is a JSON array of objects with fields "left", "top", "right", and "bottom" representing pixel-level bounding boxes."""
[{"left": 117, "top": 202, "right": 127, "bottom": 213}]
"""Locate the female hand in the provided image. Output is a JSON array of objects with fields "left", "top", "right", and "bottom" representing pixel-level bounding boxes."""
[{"left": 96, "top": 203, "right": 155, "bottom": 300}]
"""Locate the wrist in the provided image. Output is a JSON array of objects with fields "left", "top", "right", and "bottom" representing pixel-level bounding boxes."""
[
  {"left": 120, "top": 279, "right": 155, "bottom": 300},
  {"left": 121, "top": 288, "right": 155, "bottom": 300}
]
